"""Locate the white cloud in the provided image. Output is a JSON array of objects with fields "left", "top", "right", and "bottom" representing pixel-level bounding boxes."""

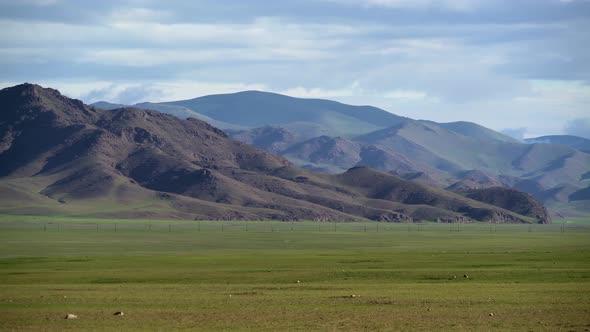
[
  {"left": 527, "top": 80, "right": 590, "bottom": 102},
  {"left": 378, "top": 79, "right": 590, "bottom": 137},
  {"left": 326, "top": 0, "right": 485, "bottom": 11},
  {"left": 0, "top": 18, "right": 359, "bottom": 65},
  {"left": 0, "top": 1, "right": 587, "bottom": 137},
  {"left": 383, "top": 89, "right": 428, "bottom": 100},
  {"left": 107, "top": 7, "right": 173, "bottom": 23},
  {"left": 143, "top": 81, "right": 269, "bottom": 103},
  {"left": 363, "top": 38, "right": 456, "bottom": 57},
  {"left": 501, "top": 128, "right": 527, "bottom": 140},
  {"left": 0, "top": 80, "right": 268, "bottom": 104},
  {"left": 564, "top": 118, "right": 590, "bottom": 139},
  {"left": 78, "top": 46, "right": 331, "bottom": 67},
  {"left": 104, "top": 16, "right": 363, "bottom": 45},
  {"left": 279, "top": 82, "right": 362, "bottom": 99},
  {"left": 0, "top": 0, "right": 60, "bottom": 6}
]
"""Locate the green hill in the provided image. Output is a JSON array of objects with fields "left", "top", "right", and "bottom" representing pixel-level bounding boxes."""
[{"left": 161, "top": 90, "right": 408, "bottom": 137}]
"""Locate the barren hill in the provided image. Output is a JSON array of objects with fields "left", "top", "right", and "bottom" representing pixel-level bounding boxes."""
[
  {"left": 0, "top": 84, "right": 549, "bottom": 223},
  {"left": 92, "top": 91, "right": 590, "bottom": 217}
]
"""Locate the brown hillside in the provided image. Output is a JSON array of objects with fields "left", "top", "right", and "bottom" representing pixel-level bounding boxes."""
[{"left": 0, "top": 84, "right": 550, "bottom": 223}]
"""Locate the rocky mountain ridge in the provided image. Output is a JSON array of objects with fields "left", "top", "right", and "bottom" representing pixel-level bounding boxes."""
[{"left": 0, "top": 83, "right": 551, "bottom": 223}]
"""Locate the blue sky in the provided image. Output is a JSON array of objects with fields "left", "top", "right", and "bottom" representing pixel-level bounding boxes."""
[{"left": 0, "top": 0, "right": 589, "bottom": 138}]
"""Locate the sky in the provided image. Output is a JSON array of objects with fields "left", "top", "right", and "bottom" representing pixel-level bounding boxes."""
[{"left": 0, "top": 0, "right": 589, "bottom": 138}]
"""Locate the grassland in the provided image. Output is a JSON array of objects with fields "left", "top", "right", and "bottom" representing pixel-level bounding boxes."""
[{"left": 0, "top": 216, "right": 589, "bottom": 331}]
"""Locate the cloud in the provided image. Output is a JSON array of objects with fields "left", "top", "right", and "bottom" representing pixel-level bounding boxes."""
[
  {"left": 384, "top": 89, "right": 428, "bottom": 100},
  {"left": 82, "top": 84, "right": 167, "bottom": 105},
  {"left": 0, "top": 17, "right": 360, "bottom": 66},
  {"left": 325, "top": 0, "right": 485, "bottom": 11},
  {"left": 79, "top": 81, "right": 270, "bottom": 104},
  {"left": 564, "top": 118, "right": 590, "bottom": 139},
  {"left": 0, "top": 0, "right": 588, "bottom": 137},
  {"left": 501, "top": 127, "right": 527, "bottom": 140},
  {"left": 107, "top": 7, "right": 173, "bottom": 23},
  {"left": 0, "top": 80, "right": 269, "bottom": 104},
  {"left": 0, "top": 0, "right": 61, "bottom": 6},
  {"left": 280, "top": 85, "right": 359, "bottom": 99}
]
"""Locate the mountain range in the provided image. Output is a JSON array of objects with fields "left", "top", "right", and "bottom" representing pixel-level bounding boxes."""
[
  {"left": 524, "top": 135, "right": 590, "bottom": 154},
  {"left": 91, "top": 91, "right": 590, "bottom": 218},
  {"left": 0, "top": 83, "right": 553, "bottom": 223}
]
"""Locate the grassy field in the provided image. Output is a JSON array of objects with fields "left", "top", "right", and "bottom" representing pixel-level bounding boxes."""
[{"left": 0, "top": 216, "right": 589, "bottom": 331}]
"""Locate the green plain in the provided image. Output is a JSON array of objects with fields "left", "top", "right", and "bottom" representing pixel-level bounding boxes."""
[{"left": 0, "top": 216, "right": 589, "bottom": 331}]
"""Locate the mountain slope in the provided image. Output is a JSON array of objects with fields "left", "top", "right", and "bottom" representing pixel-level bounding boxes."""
[
  {"left": 463, "top": 187, "right": 551, "bottom": 224},
  {"left": 97, "top": 91, "right": 574, "bottom": 196},
  {"left": 446, "top": 170, "right": 504, "bottom": 191},
  {"left": 354, "top": 121, "right": 590, "bottom": 212},
  {"left": 160, "top": 90, "right": 409, "bottom": 137},
  {"left": 280, "top": 135, "right": 442, "bottom": 179},
  {"left": 432, "top": 121, "right": 520, "bottom": 143},
  {"left": 226, "top": 126, "right": 301, "bottom": 154},
  {"left": 218, "top": 115, "right": 589, "bottom": 217},
  {"left": 91, "top": 101, "right": 126, "bottom": 110},
  {"left": 0, "top": 83, "right": 547, "bottom": 223},
  {"left": 525, "top": 135, "right": 590, "bottom": 154},
  {"left": 92, "top": 101, "right": 241, "bottom": 130},
  {"left": 282, "top": 136, "right": 363, "bottom": 172}
]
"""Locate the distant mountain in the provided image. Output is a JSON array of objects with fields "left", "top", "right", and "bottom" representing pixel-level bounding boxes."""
[
  {"left": 91, "top": 101, "right": 126, "bottom": 110},
  {"left": 227, "top": 122, "right": 590, "bottom": 217},
  {"left": 446, "top": 170, "right": 504, "bottom": 191},
  {"left": 355, "top": 122, "right": 590, "bottom": 215},
  {"left": 226, "top": 126, "right": 301, "bottom": 154},
  {"left": 282, "top": 136, "right": 363, "bottom": 173},
  {"left": 424, "top": 120, "right": 519, "bottom": 143},
  {"left": 280, "top": 135, "right": 436, "bottom": 177},
  {"left": 160, "top": 90, "right": 409, "bottom": 137},
  {"left": 92, "top": 90, "right": 590, "bottom": 217},
  {"left": 525, "top": 135, "right": 590, "bottom": 154},
  {"left": 0, "top": 83, "right": 547, "bottom": 223},
  {"left": 92, "top": 101, "right": 241, "bottom": 130}
]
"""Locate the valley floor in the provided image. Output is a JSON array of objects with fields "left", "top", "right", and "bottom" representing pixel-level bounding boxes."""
[{"left": 0, "top": 216, "right": 589, "bottom": 331}]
